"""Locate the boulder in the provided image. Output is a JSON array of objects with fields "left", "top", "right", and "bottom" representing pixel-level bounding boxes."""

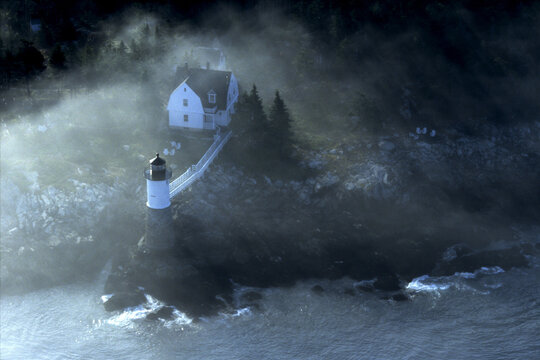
[
  {"left": 373, "top": 274, "right": 401, "bottom": 291},
  {"left": 103, "top": 291, "right": 146, "bottom": 312},
  {"left": 146, "top": 306, "right": 175, "bottom": 321}
]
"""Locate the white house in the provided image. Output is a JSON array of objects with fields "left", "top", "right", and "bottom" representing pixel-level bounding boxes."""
[{"left": 167, "top": 67, "right": 238, "bottom": 130}]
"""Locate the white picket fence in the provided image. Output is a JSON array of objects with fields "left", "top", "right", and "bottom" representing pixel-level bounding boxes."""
[{"left": 169, "top": 130, "right": 232, "bottom": 199}]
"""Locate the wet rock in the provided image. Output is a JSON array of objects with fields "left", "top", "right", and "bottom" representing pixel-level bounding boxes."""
[
  {"left": 520, "top": 243, "right": 536, "bottom": 256},
  {"left": 355, "top": 284, "right": 374, "bottom": 293},
  {"left": 103, "top": 291, "right": 146, "bottom": 312},
  {"left": 435, "top": 247, "right": 528, "bottom": 276},
  {"left": 240, "top": 291, "right": 263, "bottom": 302},
  {"left": 311, "top": 285, "right": 324, "bottom": 294},
  {"left": 373, "top": 275, "right": 401, "bottom": 291},
  {"left": 343, "top": 287, "right": 355, "bottom": 296},
  {"left": 391, "top": 293, "right": 409, "bottom": 302},
  {"left": 146, "top": 306, "right": 175, "bottom": 321}
]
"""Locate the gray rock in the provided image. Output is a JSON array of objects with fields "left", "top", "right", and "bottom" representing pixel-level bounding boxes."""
[
  {"left": 103, "top": 291, "right": 146, "bottom": 312},
  {"left": 378, "top": 141, "right": 396, "bottom": 152}
]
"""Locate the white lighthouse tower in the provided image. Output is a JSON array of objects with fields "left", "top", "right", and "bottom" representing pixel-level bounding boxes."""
[
  {"left": 145, "top": 153, "right": 172, "bottom": 209},
  {"left": 142, "top": 153, "right": 175, "bottom": 251}
]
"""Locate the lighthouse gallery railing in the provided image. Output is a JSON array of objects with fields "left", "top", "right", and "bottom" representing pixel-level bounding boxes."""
[{"left": 169, "top": 130, "right": 232, "bottom": 199}]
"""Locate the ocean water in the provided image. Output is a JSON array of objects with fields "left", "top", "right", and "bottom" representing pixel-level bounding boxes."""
[{"left": 1, "top": 255, "right": 539, "bottom": 360}]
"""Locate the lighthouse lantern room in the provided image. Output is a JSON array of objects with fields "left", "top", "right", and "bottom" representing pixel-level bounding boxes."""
[{"left": 144, "top": 153, "right": 172, "bottom": 209}]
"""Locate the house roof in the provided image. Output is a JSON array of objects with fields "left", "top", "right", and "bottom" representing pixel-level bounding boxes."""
[{"left": 177, "top": 68, "right": 232, "bottom": 111}]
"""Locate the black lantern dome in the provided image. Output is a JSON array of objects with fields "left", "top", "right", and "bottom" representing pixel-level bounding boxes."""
[{"left": 144, "top": 153, "right": 172, "bottom": 181}]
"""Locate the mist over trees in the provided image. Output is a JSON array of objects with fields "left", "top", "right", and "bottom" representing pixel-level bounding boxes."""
[
  {"left": 1, "top": 0, "right": 539, "bottom": 133},
  {"left": 1, "top": 0, "right": 539, "bottom": 313}
]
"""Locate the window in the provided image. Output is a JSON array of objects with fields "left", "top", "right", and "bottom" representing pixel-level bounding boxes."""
[
  {"left": 184, "top": 87, "right": 186, "bottom": 92},
  {"left": 184, "top": 114, "right": 188, "bottom": 122},
  {"left": 208, "top": 92, "right": 216, "bottom": 104},
  {"left": 183, "top": 99, "right": 188, "bottom": 106}
]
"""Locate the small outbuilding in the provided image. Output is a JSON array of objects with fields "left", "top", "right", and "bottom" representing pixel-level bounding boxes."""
[{"left": 167, "top": 66, "right": 238, "bottom": 130}]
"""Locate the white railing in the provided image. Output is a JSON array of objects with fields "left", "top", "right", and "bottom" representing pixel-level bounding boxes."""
[{"left": 169, "top": 130, "right": 232, "bottom": 199}]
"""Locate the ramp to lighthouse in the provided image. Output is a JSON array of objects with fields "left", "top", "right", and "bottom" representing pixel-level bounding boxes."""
[{"left": 169, "top": 130, "right": 232, "bottom": 199}]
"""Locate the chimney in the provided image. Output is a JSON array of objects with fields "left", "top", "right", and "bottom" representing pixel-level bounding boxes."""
[
  {"left": 206, "top": 61, "right": 210, "bottom": 70},
  {"left": 184, "top": 62, "right": 188, "bottom": 71}
]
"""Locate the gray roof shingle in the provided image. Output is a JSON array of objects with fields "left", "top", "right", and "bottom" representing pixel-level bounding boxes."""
[{"left": 177, "top": 68, "right": 232, "bottom": 111}]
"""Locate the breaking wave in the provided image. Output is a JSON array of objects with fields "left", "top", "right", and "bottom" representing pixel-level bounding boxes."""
[
  {"left": 105, "top": 294, "right": 193, "bottom": 328},
  {"left": 406, "top": 266, "right": 505, "bottom": 294}
]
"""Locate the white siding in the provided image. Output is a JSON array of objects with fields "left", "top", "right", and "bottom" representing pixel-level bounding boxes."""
[
  {"left": 146, "top": 179, "right": 171, "bottom": 209},
  {"left": 167, "top": 83, "right": 205, "bottom": 129},
  {"left": 214, "top": 111, "right": 226, "bottom": 126}
]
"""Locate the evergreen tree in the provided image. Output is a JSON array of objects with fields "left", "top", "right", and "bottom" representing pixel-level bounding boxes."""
[
  {"left": 268, "top": 90, "right": 294, "bottom": 159},
  {"left": 247, "top": 84, "right": 268, "bottom": 137},
  {"left": 113, "top": 41, "right": 128, "bottom": 72},
  {"left": 138, "top": 23, "right": 152, "bottom": 60},
  {"left": 16, "top": 40, "right": 46, "bottom": 96},
  {"left": 3, "top": 50, "right": 15, "bottom": 89},
  {"left": 118, "top": 40, "right": 127, "bottom": 54},
  {"left": 230, "top": 91, "right": 251, "bottom": 134},
  {"left": 129, "top": 39, "right": 141, "bottom": 61},
  {"left": 230, "top": 85, "right": 270, "bottom": 160},
  {"left": 154, "top": 25, "right": 167, "bottom": 54},
  {"left": 49, "top": 44, "right": 66, "bottom": 70},
  {"left": 50, "top": 44, "right": 66, "bottom": 93}
]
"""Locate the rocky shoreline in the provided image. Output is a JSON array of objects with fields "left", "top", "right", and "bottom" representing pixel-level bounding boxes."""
[
  {"left": 102, "top": 123, "right": 539, "bottom": 318},
  {"left": 2, "top": 123, "right": 538, "bottom": 318}
]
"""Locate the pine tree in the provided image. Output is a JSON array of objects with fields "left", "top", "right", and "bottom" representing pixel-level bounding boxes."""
[
  {"left": 154, "top": 25, "right": 166, "bottom": 54},
  {"left": 268, "top": 90, "right": 293, "bottom": 159},
  {"left": 16, "top": 40, "right": 46, "bottom": 96},
  {"left": 117, "top": 41, "right": 127, "bottom": 55},
  {"left": 247, "top": 84, "right": 268, "bottom": 137},
  {"left": 129, "top": 39, "right": 141, "bottom": 61},
  {"left": 50, "top": 44, "right": 66, "bottom": 70},
  {"left": 230, "top": 91, "right": 251, "bottom": 134}
]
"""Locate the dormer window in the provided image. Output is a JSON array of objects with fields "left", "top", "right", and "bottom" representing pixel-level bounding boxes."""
[{"left": 208, "top": 90, "right": 216, "bottom": 104}]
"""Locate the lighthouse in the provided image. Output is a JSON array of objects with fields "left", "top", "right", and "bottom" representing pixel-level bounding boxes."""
[
  {"left": 144, "top": 153, "right": 172, "bottom": 209},
  {"left": 142, "top": 153, "right": 175, "bottom": 251}
]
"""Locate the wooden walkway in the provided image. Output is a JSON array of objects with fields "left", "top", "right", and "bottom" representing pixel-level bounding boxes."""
[{"left": 169, "top": 130, "right": 232, "bottom": 199}]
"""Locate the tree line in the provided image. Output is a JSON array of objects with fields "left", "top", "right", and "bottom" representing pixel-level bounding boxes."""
[{"left": 230, "top": 85, "right": 295, "bottom": 165}]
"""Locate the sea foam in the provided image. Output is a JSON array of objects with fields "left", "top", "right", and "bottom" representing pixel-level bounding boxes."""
[{"left": 406, "top": 266, "right": 505, "bottom": 294}]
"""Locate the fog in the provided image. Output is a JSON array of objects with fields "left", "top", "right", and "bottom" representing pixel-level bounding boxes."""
[{"left": 1, "top": 3, "right": 539, "bottom": 302}]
